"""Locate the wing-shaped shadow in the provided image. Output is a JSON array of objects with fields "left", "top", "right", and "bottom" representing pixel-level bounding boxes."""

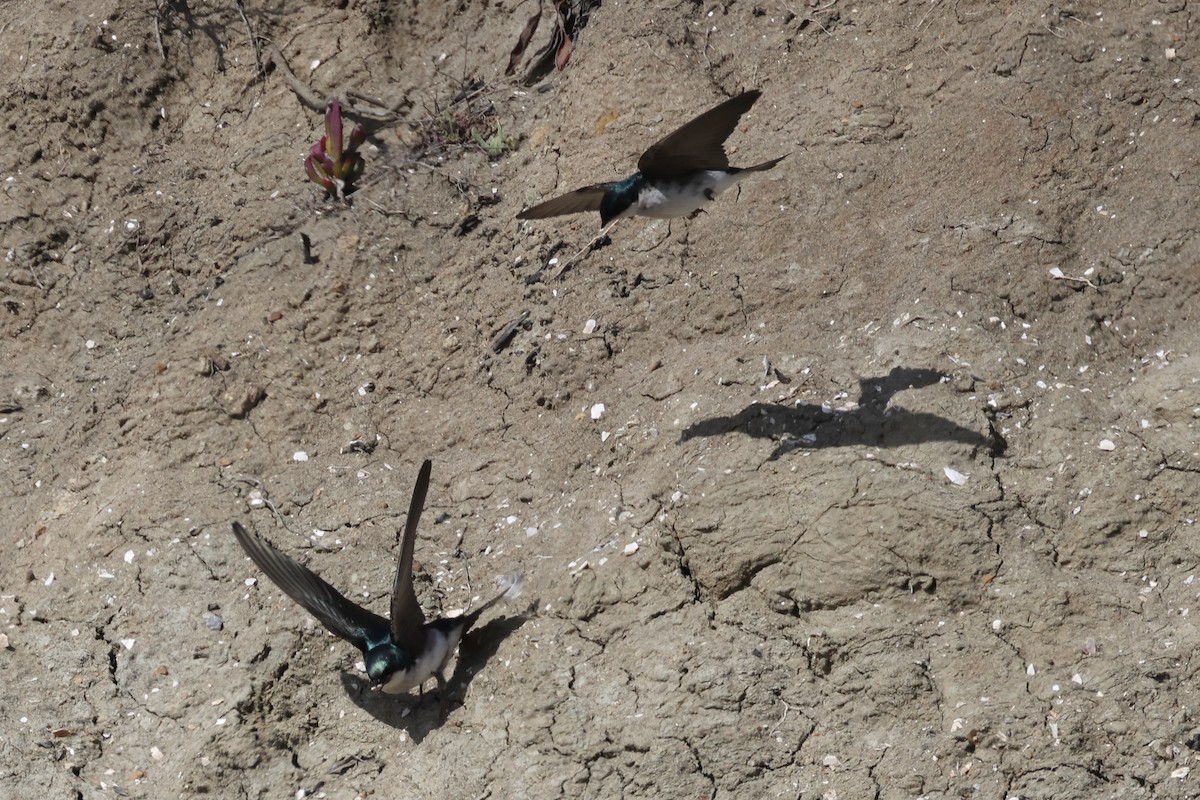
[
  {"left": 681, "top": 367, "right": 1001, "bottom": 460},
  {"left": 338, "top": 611, "right": 531, "bottom": 739}
]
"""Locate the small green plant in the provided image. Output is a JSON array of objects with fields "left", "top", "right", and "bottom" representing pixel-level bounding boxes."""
[
  {"left": 471, "top": 122, "right": 517, "bottom": 159},
  {"left": 304, "top": 98, "right": 366, "bottom": 198}
]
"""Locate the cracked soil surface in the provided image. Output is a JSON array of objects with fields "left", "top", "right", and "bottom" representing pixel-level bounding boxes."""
[{"left": 3, "top": 1, "right": 1199, "bottom": 798}]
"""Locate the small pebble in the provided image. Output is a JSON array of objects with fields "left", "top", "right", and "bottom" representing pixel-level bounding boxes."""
[
  {"left": 205, "top": 614, "right": 224, "bottom": 632},
  {"left": 623, "top": 542, "right": 639, "bottom": 556},
  {"left": 590, "top": 403, "right": 605, "bottom": 420},
  {"left": 943, "top": 466, "right": 968, "bottom": 485},
  {"left": 1098, "top": 439, "right": 1116, "bottom": 451}
]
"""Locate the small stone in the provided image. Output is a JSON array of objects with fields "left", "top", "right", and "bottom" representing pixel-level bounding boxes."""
[
  {"left": 943, "top": 466, "right": 968, "bottom": 485},
  {"left": 205, "top": 614, "right": 224, "bottom": 632}
]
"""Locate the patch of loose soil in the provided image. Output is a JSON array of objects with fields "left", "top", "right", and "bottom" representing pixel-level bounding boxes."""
[{"left": 2, "top": 1, "right": 1198, "bottom": 798}]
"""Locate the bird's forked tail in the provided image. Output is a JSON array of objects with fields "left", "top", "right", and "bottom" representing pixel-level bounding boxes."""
[{"left": 466, "top": 573, "right": 525, "bottom": 623}]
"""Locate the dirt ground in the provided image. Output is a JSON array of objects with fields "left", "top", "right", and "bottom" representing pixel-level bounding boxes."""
[{"left": 2, "top": 0, "right": 1198, "bottom": 797}]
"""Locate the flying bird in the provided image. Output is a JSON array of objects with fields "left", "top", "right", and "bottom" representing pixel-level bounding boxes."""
[
  {"left": 517, "top": 89, "right": 785, "bottom": 227},
  {"left": 232, "top": 459, "right": 522, "bottom": 707}
]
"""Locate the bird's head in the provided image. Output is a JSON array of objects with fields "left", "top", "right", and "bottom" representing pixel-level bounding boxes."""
[
  {"left": 600, "top": 174, "right": 641, "bottom": 226},
  {"left": 364, "top": 643, "right": 411, "bottom": 687}
]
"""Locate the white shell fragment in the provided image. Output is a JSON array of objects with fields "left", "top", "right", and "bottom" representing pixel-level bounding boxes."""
[
  {"left": 943, "top": 466, "right": 969, "bottom": 486},
  {"left": 623, "top": 542, "right": 639, "bottom": 556},
  {"left": 1098, "top": 439, "right": 1116, "bottom": 451},
  {"left": 293, "top": 451, "right": 310, "bottom": 462},
  {"left": 590, "top": 403, "right": 605, "bottom": 420},
  {"left": 583, "top": 318, "right": 597, "bottom": 335}
]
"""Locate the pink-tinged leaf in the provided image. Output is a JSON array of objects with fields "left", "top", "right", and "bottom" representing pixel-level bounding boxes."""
[
  {"left": 316, "top": 151, "right": 336, "bottom": 176},
  {"left": 304, "top": 154, "right": 334, "bottom": 190},
  {"left": 554, "top": 34, "right": 573, "bottom": 71},
  {"left": 347, "top": 124, "right": 366, "bottom": 154},
  {"left": 347, "top": 155, "right": 365, "bottom": 182},
  {"left": 310, "top": 138, "right": 327, "bottom": 160},
  {"left": 505, "top": 0, "right": 543, "bottom": 76},
  {"left": 552, "top": 1, "right": 573, "bottom": 71},
  {"left": 325, "top": 99, "right": 344, "bottom": 160}
]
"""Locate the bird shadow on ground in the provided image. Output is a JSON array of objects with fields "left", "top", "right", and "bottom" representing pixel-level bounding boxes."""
[
  {"left": 338, "top": 610, "right": 532, "bottom": 740},
  {"left": 680, "top": 367, "right": 1001, "bottom": 460}
]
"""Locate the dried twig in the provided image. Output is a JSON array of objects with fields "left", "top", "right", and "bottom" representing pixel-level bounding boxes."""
[
  {"left": 491, "top": 310, "right": 531, "bottom": 353},
  {"left": 261, "top": 41, "right": 407, "bottom": 133},
  {"left": 153, "top": 0, "right": 168, "bottom": 63},
  {"left": 233, "top": 0, "right": 263, "bottom": 74},
  {"left": 553, "top": 220, "right": 619, "bottom": 279}
]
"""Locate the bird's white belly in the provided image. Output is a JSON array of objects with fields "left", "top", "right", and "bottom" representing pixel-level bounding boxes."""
[
  {"left": 635, "top": 171, "right": 741, "bottom": 219},
  {"left": 380, "top": 626, "right": 462, "bottom": 695}
]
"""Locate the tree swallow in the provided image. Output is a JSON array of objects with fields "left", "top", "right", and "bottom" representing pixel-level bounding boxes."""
[
  {"left": 517, "top": 89, "right": 785, "bottom": 227},
  {"left": 231, "top": 459, "right": 522, "bottom": 705}
]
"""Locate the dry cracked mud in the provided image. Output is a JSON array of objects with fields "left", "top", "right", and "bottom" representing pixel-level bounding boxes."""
[{"left": 2, "top": 1, "right": 1199, "bottom": 798}]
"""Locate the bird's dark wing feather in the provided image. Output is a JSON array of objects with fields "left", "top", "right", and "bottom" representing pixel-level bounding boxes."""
[
  {"left": 232, "top": 522, "right": 388, "bottom": 653},
  {"left": 638, "top": 90, "right": 762, "bottom": 178},
  {"left": 516, "top": 184, "right": 609, "bottom": 219},
  {"left": 390, "top": 459, "right": 431, "bottom": 653}
]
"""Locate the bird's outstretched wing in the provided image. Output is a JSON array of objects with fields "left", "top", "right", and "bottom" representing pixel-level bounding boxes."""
[
  {"left": 390, "top": 459, "right": 431, "bottom": 653},
  {"left": 232, "top": 522, "right": 389, "bottom": 653},
  {"left": 638, "top": 90, "right": 762, "bottom": 179},
  {"left": 517, "top": 184, "right": 609, "bottom": 219}
]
